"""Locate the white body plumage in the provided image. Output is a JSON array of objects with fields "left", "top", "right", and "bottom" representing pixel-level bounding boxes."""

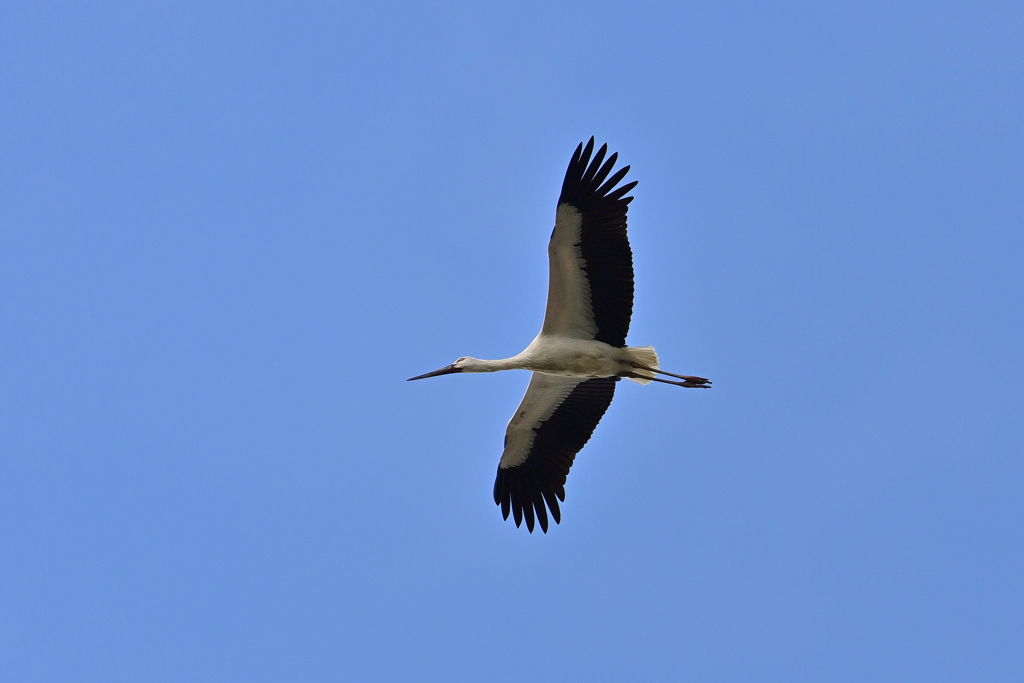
[{"left": 453, "top": 337, "right": 657, "bottom": 382}]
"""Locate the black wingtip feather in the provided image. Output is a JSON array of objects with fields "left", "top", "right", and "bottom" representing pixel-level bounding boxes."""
[
  {"left": 579, "top": 137, "right": 595, "bottom": 172},
  {"left": 595, "top": 165, "right": 629, "bottom": 197},
  {"left": 561, "top": 142, "right": 585, "bottom": 199},
  {"left": 570, "top": 141, "right": 584, "bottom": 167},
  {"left": 606, "top": 180, "right": 639, "bottom": 203},
  {"left": 590, "top": 152, "right": 618, "bottom": 191},
  {"left": 580, "top": 143, "right": 608, "bottom": 188},
  {"left": 543, "top": 491, "right": 561, "bottom": 524},
  {"left": 536, "top": 497, "right": 549, "bottom": 534},
  {"left": 512, "top": 481, "right": 523, "bottom": 526}
]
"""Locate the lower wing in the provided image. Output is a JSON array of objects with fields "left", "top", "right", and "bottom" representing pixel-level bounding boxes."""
[{"left": 494, "top": 373, "right": 617, "bottom": 533}]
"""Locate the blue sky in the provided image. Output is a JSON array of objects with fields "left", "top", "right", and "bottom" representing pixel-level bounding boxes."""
[{"left": 2, "top": 2, "right": 1022, "bottom": 681}]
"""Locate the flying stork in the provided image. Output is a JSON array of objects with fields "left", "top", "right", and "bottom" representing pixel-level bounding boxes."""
[{"left": 409, "top": 137, "right": 710, "bottom": 533}]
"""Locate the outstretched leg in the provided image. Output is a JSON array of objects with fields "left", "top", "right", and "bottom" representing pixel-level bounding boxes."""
[{"left": 629, "top": 363, "right": 711, "bottom": 388}]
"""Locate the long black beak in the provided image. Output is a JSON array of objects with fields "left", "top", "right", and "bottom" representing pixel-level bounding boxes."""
[{"left": 407, "top": 364, "right": 461, "bottom": 381}]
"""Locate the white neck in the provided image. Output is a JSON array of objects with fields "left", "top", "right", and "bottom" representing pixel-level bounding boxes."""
[{"left": 459, "top": 356, "right": 525, "bottom": 373}]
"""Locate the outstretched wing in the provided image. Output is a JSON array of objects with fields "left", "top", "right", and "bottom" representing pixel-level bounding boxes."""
[
  {"left": 540, "top": 137, "right": 638, "bottom": 347},
  {"left": 493, "top": 373, "right": 617, "bottom": 533}
]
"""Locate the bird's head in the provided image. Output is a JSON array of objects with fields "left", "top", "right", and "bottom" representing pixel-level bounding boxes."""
[{"left": 407, "top": 356, "right": 480, "bottom": 381}]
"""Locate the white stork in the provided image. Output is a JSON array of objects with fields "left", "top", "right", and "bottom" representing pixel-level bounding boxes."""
[{"left": 409, "top": 137, "right": 710, "bottom": 533}]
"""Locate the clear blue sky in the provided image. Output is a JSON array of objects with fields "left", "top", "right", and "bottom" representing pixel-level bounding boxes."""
[{"left": 2, "top": 2, "right": 1022, "bottom": 681}]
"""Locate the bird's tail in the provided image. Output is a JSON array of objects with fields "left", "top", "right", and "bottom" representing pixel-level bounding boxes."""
[{"left": 624, "top": 346, "right": 659, "bottom": 384}]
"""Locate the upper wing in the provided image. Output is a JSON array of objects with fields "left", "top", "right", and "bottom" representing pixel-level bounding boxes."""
[
  {"left": 493, "top": 372, "right": 618, "bottom": 533},
  {"left": 540, "top": 138, "right": 638, "bottom": 347}
]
